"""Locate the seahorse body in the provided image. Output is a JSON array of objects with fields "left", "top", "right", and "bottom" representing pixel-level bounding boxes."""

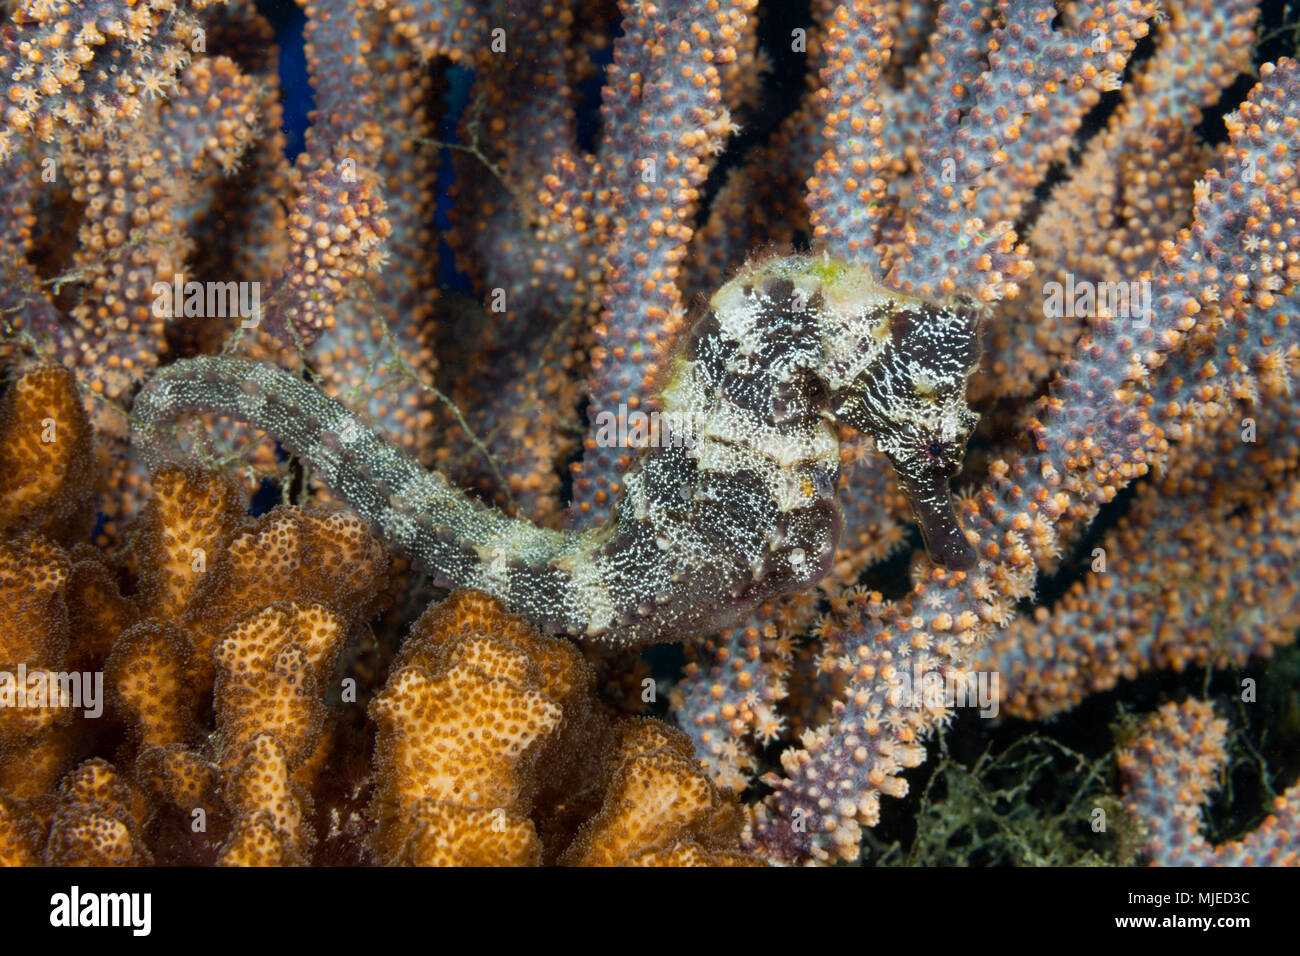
[{"left": 132, "top": 256, "right": 981, "bottom": 646}]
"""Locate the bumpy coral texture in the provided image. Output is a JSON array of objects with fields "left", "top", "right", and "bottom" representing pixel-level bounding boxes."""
[
  {"left": 369, "top": 590, "right": 760, "bottom": 865},
  {"left": 1119, "top": 700, "right": 1300, "bottom": 866},
  {"left": 0, "top": 371, "right": 757, "bottom": 864}
]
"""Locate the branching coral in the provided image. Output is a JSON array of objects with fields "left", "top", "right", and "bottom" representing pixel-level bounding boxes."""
[
  {"left": 1119, "top": 700, "right": 1300, "bottom": 866},
  {"left": 2, "top": 0, "right": 1300, "bottom": 868}
]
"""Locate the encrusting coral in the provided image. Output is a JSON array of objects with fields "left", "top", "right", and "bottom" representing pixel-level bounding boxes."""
[
  {"left": 368, "top": 590, "right": 759, "bottom": 865},
  {"left": 0, "top": 365, "right": 95, "bottom": 543},
  {"left": 0, "top": 370, "right": 758, "bottom": 864},
  {"left": 3, "top": 0, "right": 1300, "bottom": 867}
]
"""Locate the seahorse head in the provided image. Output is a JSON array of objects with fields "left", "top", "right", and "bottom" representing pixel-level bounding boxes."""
[
  {"left": 824, "top": 273, "right": 982, "bottom": 571},
  {"left": 695, "top": 254, "right": 982, "bottom": 572}
]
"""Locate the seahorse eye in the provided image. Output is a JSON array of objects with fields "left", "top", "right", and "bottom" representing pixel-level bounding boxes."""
[{"left": 921, "top": 435, "right": 966, "bottom": 476}]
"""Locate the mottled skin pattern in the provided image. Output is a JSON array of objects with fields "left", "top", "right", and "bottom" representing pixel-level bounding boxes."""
[{"left": 131, "top": 256, "right": 982, "bottom": 646}]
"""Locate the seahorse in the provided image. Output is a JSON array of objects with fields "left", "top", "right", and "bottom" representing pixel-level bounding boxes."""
[{"left": 131, "top": 255, "right": 982, "bottom": 646}]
